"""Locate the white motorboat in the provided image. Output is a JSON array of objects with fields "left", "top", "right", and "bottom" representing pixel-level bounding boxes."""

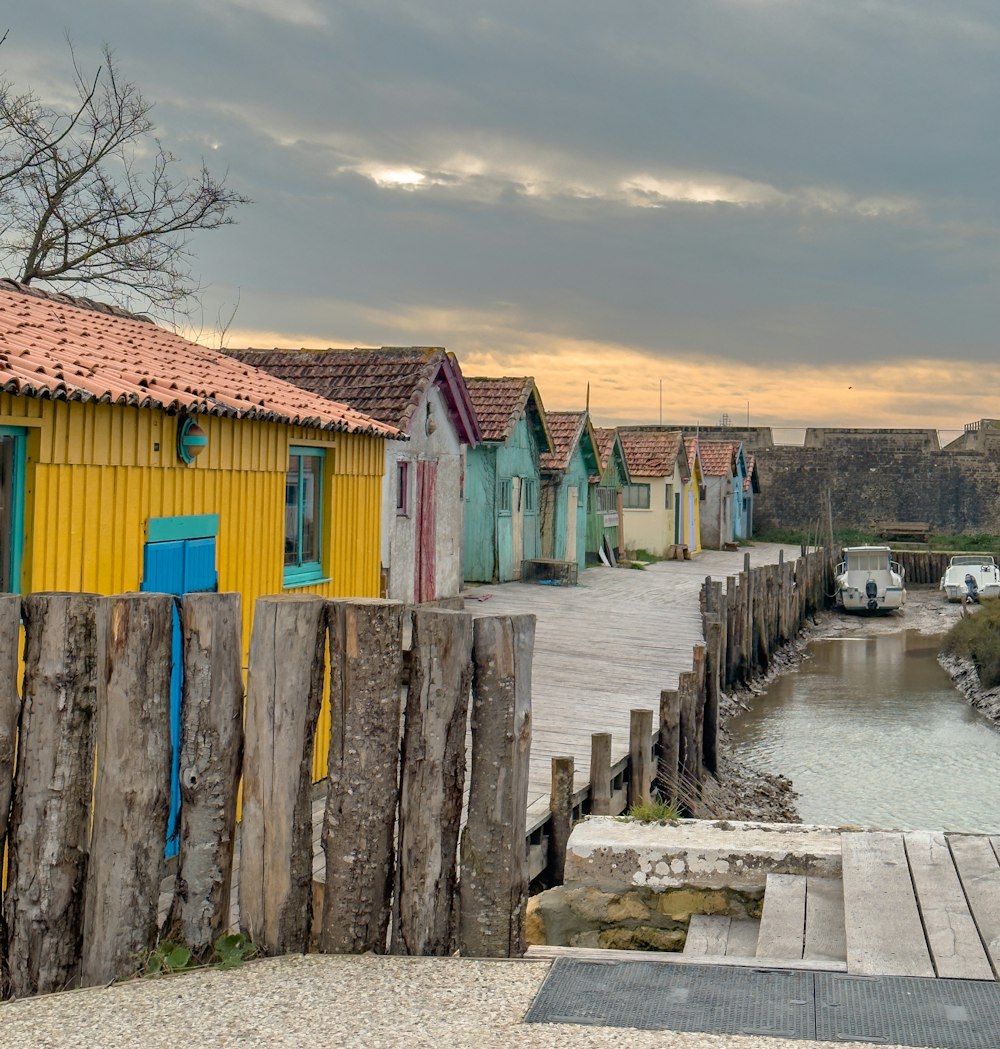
[
  {"left": 835, "top": 545, "right": 906, "bottom": 612},
  {"left": 940, "top": 554, "right": 1000, "bottom": 602}
]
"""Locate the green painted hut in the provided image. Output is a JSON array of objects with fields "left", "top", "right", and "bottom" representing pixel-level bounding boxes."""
[
  {"left": 587, "top": 426, "right": 631, "bottom": 563},
  {"left": 463, "top": 377, "right": 553, "bottom": 582},
  {"left": 538, "top": 411, "right": 601, "bottom": 574}
]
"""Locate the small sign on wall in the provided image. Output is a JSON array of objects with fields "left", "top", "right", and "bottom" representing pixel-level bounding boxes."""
[{"left": 603, "top": 513, "right": 619, "bottom": 527}]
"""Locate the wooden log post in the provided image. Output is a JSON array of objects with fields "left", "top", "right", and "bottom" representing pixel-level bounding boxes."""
[
  {"left": 548, "top": 756, "right": 575, "bottom": 884},
  {"left": 627, "top": 709, "right": 653, "bottom": 809},
  {"left": 0, "top": 595, "right": 20, "bottom": 855},
  {"left": 321, "top": 599, "right": 405, "bottom": 955},
  {"left": 691, "top": 645, "right": 707, "bottom": 785},
  {"left": 677, "top": 670, "right": 699, "bottom": 800},
  {"left": 6, "top": 594, "right": 99, "bottom": 999},
  {"left": 725, "top": 577, "right": 738, "bottom": 689},
  {"left": 163, "top": 593, "right": 244, "bottom": 961},
  {"left": 393, "top": 608, "right": 473, "bottom": 956},
  {"left": 240, "top": 595, "right": 327, "bottom": 957},
  {"left": 703, "top": 617, "right": 721, "bottom": 777},
  {"left": 458, "top": 613, "right": 534, "bottom": 958},
  {"left": 82, "top": 593, "right": 174, "bottom": 988},
  {"left": 588, "top": 732, "right": 612, "bottom": 816},
  {"left": 658, "top": 689, "right": 681, "bottom": 801}
]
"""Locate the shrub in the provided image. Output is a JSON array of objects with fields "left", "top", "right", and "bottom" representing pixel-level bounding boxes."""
[
  {"left": 627, "top": 793, "right": 682, "bottom": 822},
  {"left": 941, "top": 599, "right": 1000, "bottom": 689}
]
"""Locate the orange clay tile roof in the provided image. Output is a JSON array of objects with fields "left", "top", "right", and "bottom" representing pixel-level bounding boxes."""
[
  {"left": 743, "top": 452, "right": 756, "bottom": 491},
  {"left": 699, "top": 440, "right": 739, "bottom": 477},
  {"left": 594, "top": 427, "right": 619, "bottom": 472},
  {"left": 226, "top": 346, "right": 479, "bottom": 443},
  {"left": 0, "top": 281, "right": 395, "bottom": 437},
  {"left": 684, "top": 436, "right": 699, "bottom": 472},
  {"left": 539, "top": 411, "right": 588, "bottom": 470},
  {"left": 465, "top": 375, "right": 550, "bottom": 445},
  {"left": 618, "top": 428, "right": 685, "bottom": 477}
]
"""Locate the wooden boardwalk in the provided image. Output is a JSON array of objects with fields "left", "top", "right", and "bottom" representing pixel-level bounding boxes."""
[
  {"left": 462, "top": 544, "right": 804, "bottom": 826},
  {"left": 677, "top": 829, "right": 1000, "bottom": 981}
]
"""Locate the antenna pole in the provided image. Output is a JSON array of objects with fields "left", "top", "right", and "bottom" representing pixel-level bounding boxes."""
[{"left": 659, "top": 380, "right": 662, "bottom": 425}]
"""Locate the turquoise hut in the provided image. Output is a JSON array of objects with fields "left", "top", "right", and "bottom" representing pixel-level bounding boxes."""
[
  {"left": 463, "top": 377, "right": 553, "bottom": 582},
  {"left": 587, "top": 427, "right": 631, "bottom": 564},
  {"left": 539, "top": 411, "right": 601, "bottom": 574}
]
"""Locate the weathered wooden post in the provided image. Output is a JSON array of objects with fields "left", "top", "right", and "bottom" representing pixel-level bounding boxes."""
[
  {"left": 240, "top": 595, "right": 327, "bottom": 957},
  {"left": 321, "top": 599, "right": 404, "bottom": 955},
  {"left": 458, "top": 613, "right": 534, "bottom": 958},
  {"left": 628, "top": 709, "right": 653, "bottom": 808},
  {"left": 692, "top": 644, "right": 707, "bottom": 781},
  {"left": 588, "top": 732, "right": 612, "bottom": 816},
  {"left": 82, "top": 592, "right": 174, "bottom": 988},
  {"left": 677, "top": 669, "right": 699, "bottom": 796},
  {"left": 703, "top": 617, "right": 721, "bottom": 777},
  {"left": 725, "top": 576, "right": 738, "bottom": 688},
  {"left": 393, "top": 608, "right": 473, "bottom": 956},
  {"left": 6, "top": 593, "right": 98, "bottom": 999},
  {"left": 658, "top": 688, "right": 681, "bottom": 801},
  {"left": 549, "top": 756, "right": 575, "bottom": 884},
  {"left": 0, "top": 594, "right": 21, "bottom": 866},
  {"left": 163, "top": 593, "right": 244, "bottom": 961}
]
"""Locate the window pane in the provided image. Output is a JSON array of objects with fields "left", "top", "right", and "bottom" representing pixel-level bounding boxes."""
[
  {"left": 300, "top": 453, "right": 321, "bottom": 563},
  {"left": 284, "top": 457, "right": 300, "bottom": 566}
]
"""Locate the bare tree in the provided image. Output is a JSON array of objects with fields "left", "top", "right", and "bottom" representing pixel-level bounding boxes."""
[{"left": 0, "top": 38, "right": 250, "bottom": 316}]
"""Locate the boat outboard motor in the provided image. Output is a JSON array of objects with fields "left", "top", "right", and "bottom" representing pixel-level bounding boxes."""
[
  {"left": 865, "top": 577, "right": 878, "bottom": 611},
  {"left": 965, "top": 573, "right": 980, "bottom": 603}
]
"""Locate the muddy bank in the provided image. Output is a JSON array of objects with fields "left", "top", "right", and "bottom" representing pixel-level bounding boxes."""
[{"left": 711, "top": 588, "right": 965, "bottom": 825}]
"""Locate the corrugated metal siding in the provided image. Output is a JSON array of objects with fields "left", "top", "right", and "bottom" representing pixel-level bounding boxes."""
[{"left": 6, "top": 395, "right": 385, "bottom": 783}]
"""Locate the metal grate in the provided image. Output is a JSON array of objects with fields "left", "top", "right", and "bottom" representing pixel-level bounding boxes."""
[
  {"left": 524, "top": 960, "right": 1000, "bottom": 1048},
  {"left": 815, "top": 973, "right": 1000, "bottom": 1049},
  {"left": 523, "top": 960, "right": 815, "bottom": 1039}
]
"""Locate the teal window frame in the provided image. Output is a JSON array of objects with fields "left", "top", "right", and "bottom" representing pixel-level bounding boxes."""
[
  {"left": 498, "top": 477, "right": 513, "bottom": 516},
  {"left": 284, "top": 446, "right": 326, "bottom": 587},
  {"left": 0, "top": 426, "right": 27, "bottom": 594},
  {"left": 523, "top": 478, "right": 538, "bottom": 515}
]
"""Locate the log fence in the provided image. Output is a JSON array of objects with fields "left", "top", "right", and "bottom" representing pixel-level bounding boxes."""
[{"left": 0, "top": 592, "right": 535, "bottom": 1001}]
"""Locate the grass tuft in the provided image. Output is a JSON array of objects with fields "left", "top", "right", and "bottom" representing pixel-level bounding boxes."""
[{"left": 941, "top": 597, "right": 1000, "bottom": 689}]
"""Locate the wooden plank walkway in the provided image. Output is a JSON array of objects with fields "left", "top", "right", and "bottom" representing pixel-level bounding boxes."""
[{"left": 462, "top": 544, "right": 803, "bottom": 826}]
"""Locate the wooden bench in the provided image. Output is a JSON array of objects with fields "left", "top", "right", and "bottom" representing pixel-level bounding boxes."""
[
  {"left": 520, "top": 558, "right": 578, "bottom": 586},
  {"left": 878, "top": 521, "right": 931, "bottom": 543}
]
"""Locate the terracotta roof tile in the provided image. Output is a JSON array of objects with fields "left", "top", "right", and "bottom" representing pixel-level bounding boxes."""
[
  {"left": 227, "top": 347, "right": 456, "bottom": 433},
  {"left": 464, "top": 376, "right": 539, "bottom": 442},
  {"left": 699, "top": 440, "right": 739, "bottom": 477},
  {"left": 594, "top": 427, "right": 618, "bottom": 472},
  {"left": 744, "top": 452, "right": 756, "bottom": 492},
  {"left": 684, "top": 436, "right": 699, "bottom": 472},
  {"left": 618, "top": 428, "right": 685, "bottom": 477},
  {"left": 0, "top": 281, "right": 395, "bottom": 436},
  {"left": 538, "top": 411, "right": 587, "bottom": 470}
]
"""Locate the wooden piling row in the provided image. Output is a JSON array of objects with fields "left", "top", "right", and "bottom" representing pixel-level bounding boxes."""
[{"left": 1, "top": 593, "right": 538, "bottom": 1002}]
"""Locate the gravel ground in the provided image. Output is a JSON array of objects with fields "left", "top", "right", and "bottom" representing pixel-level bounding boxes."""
[{"left": 0, "top": 954, "right": 923, "bottom": 1049}]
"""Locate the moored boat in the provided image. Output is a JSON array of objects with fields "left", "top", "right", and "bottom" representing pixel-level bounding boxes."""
[
  {"left": 940, "top": 554, "right": 1000, "bottom": 602},
  {"left": 835, "top": 545, "right": 906, "bottom": 613}
]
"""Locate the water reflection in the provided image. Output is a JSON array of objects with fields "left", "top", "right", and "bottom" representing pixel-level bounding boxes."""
[{"left": 727, "top": 632, "right": 1000, "bottom": 832}]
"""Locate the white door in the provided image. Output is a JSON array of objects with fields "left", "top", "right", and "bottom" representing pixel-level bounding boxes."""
[
  {"left": 511, "top": 476, "right": 524, "bottom": 579},
  {"left": 566, "top": 486, "right": 578, "bottom": 564}
]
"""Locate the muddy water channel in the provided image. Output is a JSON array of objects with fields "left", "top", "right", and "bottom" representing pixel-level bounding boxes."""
[{"left": 728, "top": 631, "right": 1000, "bottom": 832}]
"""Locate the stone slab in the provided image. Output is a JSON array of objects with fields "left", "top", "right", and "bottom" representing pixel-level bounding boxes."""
[{"left": 564, "top": 817, "right": 844, "bottom": 894}]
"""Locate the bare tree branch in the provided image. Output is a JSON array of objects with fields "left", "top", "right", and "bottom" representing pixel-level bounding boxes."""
[{"left": 0, "top": 38, "right": 250, "bottom": 316}]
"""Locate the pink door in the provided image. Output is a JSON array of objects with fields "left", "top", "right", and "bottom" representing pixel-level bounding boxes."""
[{"left": 415, "top": 460, "right": 437, "bottom": 603}]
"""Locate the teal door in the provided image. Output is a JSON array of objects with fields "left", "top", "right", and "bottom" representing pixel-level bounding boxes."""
[
  {"left": 141, "top": 518, "right": 219, "bottom": 857},
  {"left": 0, "top": 427, "right": 27, "bottom": 593}
]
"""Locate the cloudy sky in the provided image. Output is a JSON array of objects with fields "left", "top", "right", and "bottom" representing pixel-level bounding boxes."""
[{"left": 4, "top": 2, "right": 1000, "bottom": 438}]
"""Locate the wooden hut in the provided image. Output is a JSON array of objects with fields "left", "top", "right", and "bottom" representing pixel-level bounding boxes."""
[
  {"left": 682, "top": 435, "right": 704, "bottom": 555},
  {"left": 0, "top": 280, "right": 394, "bottom": 806},
  {"left": 538, "top": 411, "right": 601, "bottom": 575},
  {"left": 588, "top": 427, "right": 630, "bottom": 563},
  {"left": 698, "top": 439, "right": 750, "bottom": 548},
  {"left": 463, "top": 377, "right": 553, "bottom": 582},
  {"left": 617, "top": 428, "right": 691, "bottom": 558},
  {"left": 227, "top": 347, "right": 480, "bottom": 604}
]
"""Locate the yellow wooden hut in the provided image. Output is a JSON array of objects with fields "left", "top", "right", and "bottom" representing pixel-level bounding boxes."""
[{"left": 0, "top": 280, "right": 396, "bottom": 781}]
